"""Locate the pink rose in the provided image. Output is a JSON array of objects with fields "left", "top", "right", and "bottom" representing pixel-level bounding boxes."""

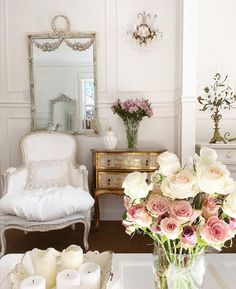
[
  {"left": 124, "top": 196, "right": 131, "bottom": 210},
  {"left": 127, "top": 204, "right": 152, "bottom": 227},
  {"left": 150, "top": 222, "right": 162, "bottom": 234},
  {"left": 146, "top": 194, "right": 169, "bottom": 216},
  {"left": 230, "top": 218, "right": 236, "bottom": 232},
  {"left": 200, "top": 216, "right": 232, "bottom": 244},
  {"left": 202, "top": 197, "right": 220, "bottom": 219},
  {"left": 152, "top": 184, "right": 163, "bottom": 195},
  {"left": 181, "top": 226, "right": 197, "bottom": 247},
  {"left": 170, "top": 200, "right": 201, "bottom": 224},
  {"left": 122, "top": 220, "right": 136, "bottom": 235},
  {"left": 160, "top": 217, "right": 180, "bottom": 239}
]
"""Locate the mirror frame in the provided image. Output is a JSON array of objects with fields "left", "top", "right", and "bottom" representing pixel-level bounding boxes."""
[{"left": 27, "top": 15, "right": 98, "bottom": 135}]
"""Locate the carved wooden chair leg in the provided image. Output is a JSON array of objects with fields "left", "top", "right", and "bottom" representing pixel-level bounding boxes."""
[
  {"left": 83, "top": 219, "right": 90, "bottom": 251},
  {"left": 0, "top": 227, "right": 6, "bottom": 258},
  {"left": 71, "top": 224, "right": 76, "bottom": 231}
]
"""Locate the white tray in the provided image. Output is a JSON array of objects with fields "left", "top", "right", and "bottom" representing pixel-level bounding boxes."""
[{"left": 5, "top": 250, "right": 113, "bottom": 289}]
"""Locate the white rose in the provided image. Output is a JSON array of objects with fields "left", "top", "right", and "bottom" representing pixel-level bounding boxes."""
[
  {"left": 223, "top": 191, "right": 236, "bottom": 218},
  {"left": 200, "top": 147, "right": 217, "bottom": 162},
  {"left": 158, "top": 152, "right": 181, "bottom": 176},
  {"left": 122, "top": 172, "right": 152, "bottom": 200},
  {"left": 222, "top": 179, "right": 236, "bottom": 195},
  {"left": 196, "top": 162, "right": 232, "bottom": 194},
  {"left": 193, "top": 147, "right": 217, "bottom": 168},
  {"left": 161, "top": 170, "right": 199, "bottom": 199}
]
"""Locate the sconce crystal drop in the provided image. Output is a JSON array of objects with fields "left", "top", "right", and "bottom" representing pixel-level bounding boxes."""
[{"left": 127, "top": 12, "right": 162, "bottom": 48}]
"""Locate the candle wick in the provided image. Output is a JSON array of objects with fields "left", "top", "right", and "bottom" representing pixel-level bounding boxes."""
[
  {"left": 88, "top": 271, "right": 91, "bottom": 273},
  {"left": 32, "top": 279, "right": 35, "bottom": 283}
]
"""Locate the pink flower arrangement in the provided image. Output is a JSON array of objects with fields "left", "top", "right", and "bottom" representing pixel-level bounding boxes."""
[
  {"left": 122, "top": 148, "right": 236, "bottom": 254},
  {"left": 111, "top": 98, "right": 153, "bottom": 121}
]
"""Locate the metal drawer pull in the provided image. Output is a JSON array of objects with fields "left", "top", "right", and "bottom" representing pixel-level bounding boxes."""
[
  {"left": 107, "top": 159, "right": 110, "bottom": 166},
  {"left": 146, "top": 159, "right": 149, "bottom": 167},
  {"left": 107, "top": 178, "right": 111, "bottom": 185},
  {"left": 227, "top": 151, "right": 232, "bottom": 159}
]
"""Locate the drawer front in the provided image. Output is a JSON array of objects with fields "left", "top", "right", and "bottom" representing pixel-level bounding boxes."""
[
  {"left": 215, "top": 149, "right": 236, "bottom": 165},
  {"left": 97, "top": 172, "right": 128, "bottom": 189},
  {"left": 95, "top": 152, "right": 159, "bottom": 170},
  {"left": 97, "top": 171, "right": 153, "bottom": 189}
]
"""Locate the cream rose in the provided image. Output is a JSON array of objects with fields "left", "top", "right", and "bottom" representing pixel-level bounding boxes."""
[
  {"left": 196, "top": 162, "right": 233, "bottom": 194},
  {"left": 122, "top": 172, "right": 152, "bottom": 200},
  {"left": 223, "top": 191, "right": 236, "bottom": 218},
  {"left": 157, "top": 152, "right": 181, "bottom": 176},
  {"left": 195, "top": 147, "right": 218, "bottom": 168},
  {"left": 161, "top": 169, "right": 199, "bottom": 199}
]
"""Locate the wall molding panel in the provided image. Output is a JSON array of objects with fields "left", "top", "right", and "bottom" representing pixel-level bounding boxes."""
[
  {"left": 4, "top": 0, "right": 25, "bottom": 94},
  {"left": 7, "top": 116, "right": 31, "bottom": 164}
]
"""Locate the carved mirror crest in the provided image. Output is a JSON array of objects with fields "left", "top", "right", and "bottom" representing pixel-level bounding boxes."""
[{"left": 28, "top": 15, "right": 98, "bottom": 135}]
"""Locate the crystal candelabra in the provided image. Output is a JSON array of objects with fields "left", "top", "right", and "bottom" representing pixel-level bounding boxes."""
[
  {"left": 198, "top": 73, "right": 236, "bottom": 144},
  {"left": 127, "top": 12, "right": 162, "bottom": 48}
]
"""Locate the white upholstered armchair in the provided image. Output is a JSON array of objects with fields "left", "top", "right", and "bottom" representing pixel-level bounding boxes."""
[{"left": 0, "top": 132, "right": 94, "bottom": 257}]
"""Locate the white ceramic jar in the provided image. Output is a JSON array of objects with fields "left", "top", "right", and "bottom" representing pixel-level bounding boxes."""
[{"left": 103, "top": 127, "right": 117, "bottom": 150}]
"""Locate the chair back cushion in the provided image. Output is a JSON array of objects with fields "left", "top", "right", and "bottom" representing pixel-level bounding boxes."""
[{"left": 21, "top": 132, "right": 77, "bottom": 162}]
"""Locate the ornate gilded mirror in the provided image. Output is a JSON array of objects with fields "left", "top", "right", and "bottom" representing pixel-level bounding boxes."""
[{"left": 28, "top": 15, "right": 98, "bottom": 134}]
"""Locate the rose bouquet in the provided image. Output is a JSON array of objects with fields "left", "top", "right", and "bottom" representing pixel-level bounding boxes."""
[
  {"left": 111, "top": 98, "right": 153, "bottom": 148},
  {"left": 122, "top": 148, "right": 236, "bottom": 289}
]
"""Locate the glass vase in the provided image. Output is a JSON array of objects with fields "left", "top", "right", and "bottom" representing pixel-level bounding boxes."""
[
  {"left": 123, "top": 119, "right": 140, "bottom": 149},
  {"left": 153, "top": 243, "right": 206, "bottom": 289}
]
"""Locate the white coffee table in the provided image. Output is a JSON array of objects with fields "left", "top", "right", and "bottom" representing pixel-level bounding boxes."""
[{"left": 1, "top": 253, "right": 236, "bottom": 289}]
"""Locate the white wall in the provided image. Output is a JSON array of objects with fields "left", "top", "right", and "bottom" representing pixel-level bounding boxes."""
[
  {"left": 196, "top": 0, "right": 236, "bottom": 143},
  {"left": 0, "top": 0, "right": 184, "bottom": 219}
]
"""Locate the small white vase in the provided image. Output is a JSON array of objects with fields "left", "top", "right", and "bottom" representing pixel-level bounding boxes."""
[{"left": 103, "top": 127, "right": 117, "bottom": 150}]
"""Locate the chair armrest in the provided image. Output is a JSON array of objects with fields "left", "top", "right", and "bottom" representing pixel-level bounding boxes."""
[
  {"left": 71, "top": 165, "right": 89, "bottom": 192},
  {"left": 1, "top": 166, "right": 28, "bottom": 197}
]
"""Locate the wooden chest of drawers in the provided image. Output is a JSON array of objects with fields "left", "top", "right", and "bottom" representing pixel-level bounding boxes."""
[{"left": 91, "top": 149, "right": 162, "bottom": 229}]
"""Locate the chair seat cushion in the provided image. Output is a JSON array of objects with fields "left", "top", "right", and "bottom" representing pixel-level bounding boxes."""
[{"left": 0, "top": 186, "right": 94, "bottom": 221}]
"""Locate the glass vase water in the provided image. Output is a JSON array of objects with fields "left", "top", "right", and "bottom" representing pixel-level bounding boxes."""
[
  {"left": 153, "top": 243, "right": 206, "bottom": 289},
  {"left": 123, "top": 119, "right": 140, "bottom": 149}
]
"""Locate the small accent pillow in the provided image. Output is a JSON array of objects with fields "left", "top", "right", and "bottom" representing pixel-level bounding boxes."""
[
  {"left": 0, "top": 186, "right": 94, "bottom": 221},
  {"left": 25, "top": 159, "right": 73, "bottom": 190}
]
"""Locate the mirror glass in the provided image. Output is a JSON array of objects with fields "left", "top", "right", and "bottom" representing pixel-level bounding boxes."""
[{"left": 28, "top": 16, "right": 98, "bottom": 135}]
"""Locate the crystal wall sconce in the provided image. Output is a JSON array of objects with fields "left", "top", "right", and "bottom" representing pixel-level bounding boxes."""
[{"left": 127, "top": 12, "right": 163, "bottom": 47}]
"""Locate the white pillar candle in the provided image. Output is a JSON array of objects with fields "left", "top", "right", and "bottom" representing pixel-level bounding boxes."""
[
  {"left": 79, "top": 263, "right": 101, "bottom": 289},
  {"left": 20, "top": 275, "right": 46, "bottom": 289},
  {"left": 30, "top": 248, "right": 58, "bottom": 289},
  {"left": 56, "top": 269, "right": 81, "bottom": 289},
  {"left": 70, "top": 285, "right": 90, "bottom": 289},
  {"left": 61, "top": 245, "right": 83, "bottom": 270}
]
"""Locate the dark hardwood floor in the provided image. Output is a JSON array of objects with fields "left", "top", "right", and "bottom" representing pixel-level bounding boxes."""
[{"left": 4, "top": 221, "right": 236, "bottom": 255}]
